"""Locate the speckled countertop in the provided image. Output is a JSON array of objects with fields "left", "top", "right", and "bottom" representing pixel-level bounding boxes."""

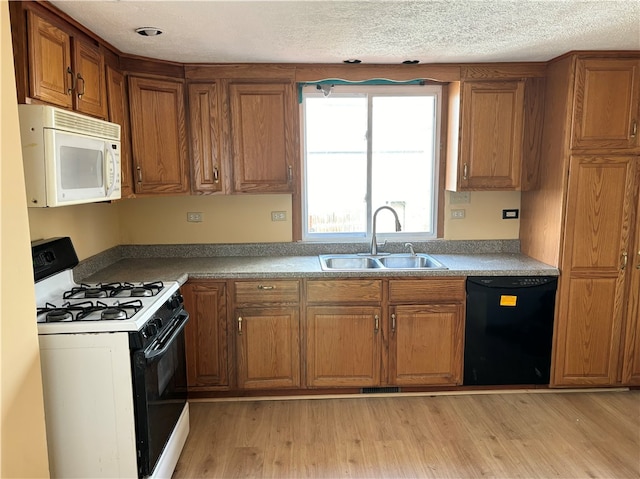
[{"left": 77, "top": 240, "right": 559, "bottom": 285}]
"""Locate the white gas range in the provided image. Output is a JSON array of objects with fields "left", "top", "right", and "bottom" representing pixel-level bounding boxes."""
[{"left": 33, "top": 237, "right": 189, "bottom": 479}]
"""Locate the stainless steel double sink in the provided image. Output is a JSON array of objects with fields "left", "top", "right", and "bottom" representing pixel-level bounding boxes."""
[{"left": 319, "top": 253, "right": 447, "bottom": 271}]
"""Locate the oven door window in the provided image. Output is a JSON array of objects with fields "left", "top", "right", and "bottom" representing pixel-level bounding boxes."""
[{"left": 133, "top": 325, "right": 187, "bottom": 477}]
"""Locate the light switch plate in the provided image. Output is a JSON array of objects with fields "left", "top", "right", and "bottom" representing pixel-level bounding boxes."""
[{"left": 450, "top": 191, "right": 470, "bottom": 204}]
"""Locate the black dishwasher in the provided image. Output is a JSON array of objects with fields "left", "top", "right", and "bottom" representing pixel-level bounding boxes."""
[{"left": 464, "top": 276, "right": 557, "bottom": 386}]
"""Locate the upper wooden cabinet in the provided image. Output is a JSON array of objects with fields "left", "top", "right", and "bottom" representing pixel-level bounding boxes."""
[
  {"left": 105, "top": 66, "right": 134, "bottom": 198},
  {"left": 128, "top": 76, "right": 190, "bottom": 194},
  {"left": 188, "top": 83, "right": 224, "bottom": 194},
  {"left": 228, "top": 82, "right": 296, "bottom": 193},
  {"left": 571, "top": 58, "right": 640, "bottom": 151},
  {"left": 447, "top": 80, "right": 525, "bottom": 190},
  {"left": 26, "top": 10, "right": 107, "bottom": 118}
]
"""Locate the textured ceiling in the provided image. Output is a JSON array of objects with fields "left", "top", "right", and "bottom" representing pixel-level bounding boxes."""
[{"left": 50, "top": 0, "right": 640, "bottom": 64}]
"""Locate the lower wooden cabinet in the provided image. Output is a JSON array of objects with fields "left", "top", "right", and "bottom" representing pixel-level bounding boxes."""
[
  {"left": 182, "top": 281, "right": 228, "bottom": 389},
  {"left": 232, "top": 280, "right": 301, "bottom": 389},
  {"left": 388, "top": 279, "right": 466, "bottom": 386},
  {"left": 389, "top": 304, "right": 464, "bottom": 386},
  {"left": 306, "top": 306, "right": 382, "bottom": 387},
  {"left": 235, "top": 307, "right": 300, "bottom": 389}
]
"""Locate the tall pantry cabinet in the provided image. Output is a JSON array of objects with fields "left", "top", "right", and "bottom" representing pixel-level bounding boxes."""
[{"left": 521, "top": 54, "right": 640, "bottom": 386}]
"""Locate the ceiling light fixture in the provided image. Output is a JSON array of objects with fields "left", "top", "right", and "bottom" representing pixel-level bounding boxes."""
[
  {"left": 402, "top": 60, "right": 420, "bottom": 64},
  {"left": 343, "top": 59, "right": 362, "bottom": 64},
  {"left": 135, "top": 27, "right": 163, "bottom": 37}
]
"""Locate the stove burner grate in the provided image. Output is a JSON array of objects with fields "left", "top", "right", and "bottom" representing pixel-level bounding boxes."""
[
  {"left": 37, "top": 300, "right": 144, "bottom": 322},
  {"left": 110, "top": 281, "right": 164, "bottom": 298}
]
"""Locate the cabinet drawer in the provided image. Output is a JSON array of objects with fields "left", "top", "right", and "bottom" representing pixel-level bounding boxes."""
[
  {"left": 234, "top": 280, "right": 299, "bottom": 304},
  {"left": 306, "top": 280, "right": 383, "bottom": 303},
  {"left": 388, "top": 278, "right": 466, "bottom": 303}
]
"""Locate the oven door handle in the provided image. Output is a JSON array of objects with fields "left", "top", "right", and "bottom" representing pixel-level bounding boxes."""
[{"left": 143, "top": 311, "right": 189, "bottom": 361}]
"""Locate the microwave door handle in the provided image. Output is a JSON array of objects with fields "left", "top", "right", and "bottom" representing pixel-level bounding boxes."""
[{"left": 104, "top": 147, "right": 117, "bottom": 197}]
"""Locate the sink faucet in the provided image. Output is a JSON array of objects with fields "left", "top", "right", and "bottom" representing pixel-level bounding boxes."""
[
  {"left": 370, "top": 206, "right": 401, "bottom": 255},
  {"left": 404, "top": 242, "right": 416, "bottom": 255}
]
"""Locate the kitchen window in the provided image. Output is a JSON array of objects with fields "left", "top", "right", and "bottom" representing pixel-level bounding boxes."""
[{"left": 301, "top": 83, "right": 442, "bottom": 242}]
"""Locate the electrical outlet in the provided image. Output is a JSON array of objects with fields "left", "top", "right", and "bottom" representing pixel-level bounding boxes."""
[
  {"left": 187, "top": 212, "right": 203, "bottom": 222},
  {"left": 502, "top": 209, "right": 519, "bottom": 219},
  {"left": 271, "top": 211, "right": 287, "bottom": 221},
  {"left": 450, "top": 191, "right": 470, "bottom": 204},
  {"left": 451, "top": 209, "right": 466, "bottom": 219}
]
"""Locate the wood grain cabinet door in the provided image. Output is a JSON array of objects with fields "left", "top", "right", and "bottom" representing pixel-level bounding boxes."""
[
  {"left": 306, "top": 306, "right": 382, "bottom": 387},
  {"left": 188, "top": 82, "right": 224, "bottom": 194},
  {"left": 553, "top": 155, "right": 637, "bottom": 386},
  {"left": 183, "top": 282, "right": 228, "bottom": 389},
  {"left": 229, "top": 82, "right": 296, "bottom": 193},
  {"left": 459, "top": 80, "right": 524, "bottom": 190},
  {"left": 27, "top": 10, "right": 73, "bottom": 109},
  {"left": 106, "top": 66, "right": 134, "bottom": 197},
  {"left": 235, "top": 307, "right": 300, "bottom": 389},
  {"left": 571, "top": 58, "right": 640, "bottom": 151},
  {"left": 128, "top": 76, "right": 190, "bottom": 194},
  {"left": 389, "top": 304, "right": 464, "bottom": 386},
  {"left": 72, "top": 39, "right": 107, "bottom": 119},
  {"left": 622, "top": 183, "right": 640, "bottom": 385}
]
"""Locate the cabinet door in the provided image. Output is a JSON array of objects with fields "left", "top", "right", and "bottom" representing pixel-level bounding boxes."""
[
  {"left": 236, "top": 307, "right": 300, "bottom": 389},
  {"left": 128, "top": 76, "right": 190, "bottom": 194},
  {"left": 229, "top": 82, "right": 295, "bottom": 193},
  {"left": 306, "top": 306, "right": 381, "bottom": 387},
  {"left": 459, "top": 80, "right": 524, "bottom": 190},
  {"left": 183, "top": 282, "right": 228, "bottom": 389},
  {"left": 106, "top": 66, "right": 134, "bottom": 197},
  {"left": 188, "top": 83, "right": 224, "bottom": 193},
  {"left": 553, "top": 156, "right": 637, "bottom": 386},
  {"left": 27, "top": 10, "right": 73, "bottom": 108},
  {"left": 572, "top": 58, "right": 640, "bottom": 150},
  {"left": 389, "top": 304, "right": 464, "bottom": 386},
  {"left": 622, "top": 183, "right": 640, "bottom": 385},
  {"left": 73, "top": 39, "right": 107, "bottom": 118}
]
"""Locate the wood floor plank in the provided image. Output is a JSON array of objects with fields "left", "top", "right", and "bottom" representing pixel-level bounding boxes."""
[{"left": 174, "top": 390, "right": 640, "bottom": 478}]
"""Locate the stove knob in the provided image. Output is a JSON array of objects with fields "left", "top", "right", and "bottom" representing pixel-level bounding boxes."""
[
  {"left": 154, "top": 318, "right": 164, "bottom": 329},
  {"left": 145, "top": 323, "right": 158, "bottom": 337}
]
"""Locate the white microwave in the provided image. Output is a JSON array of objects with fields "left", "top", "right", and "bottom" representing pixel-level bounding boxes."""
[{"left": 18, "top": 105, "right": 121, "bottom": 207}]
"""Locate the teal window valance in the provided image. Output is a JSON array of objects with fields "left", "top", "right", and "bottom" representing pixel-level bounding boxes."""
[{"left": 297, "top": 78, "right": 426, "bottom": 103}]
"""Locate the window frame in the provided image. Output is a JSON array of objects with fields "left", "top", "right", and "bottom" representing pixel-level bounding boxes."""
[{"left": 300, "top": 83, "right": 444, "bottom": 243}]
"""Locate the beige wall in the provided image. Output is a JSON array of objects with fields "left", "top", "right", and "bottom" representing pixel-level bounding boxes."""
[
  {"left": 444, "top": 191, "right": 520, "bottom": 240},
  {"left": 28, "top": 203, "right": 120, "bottom": 261},
  {"left": 118, "top": 194, "right": 293, "bottom": 244},
  {"left": 1, "top": 1, "right": 50, "bottom": 476}
]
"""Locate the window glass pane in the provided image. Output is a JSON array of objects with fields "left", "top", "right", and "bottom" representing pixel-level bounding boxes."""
[
  {"left": 305, "top": 95, "right": 368, "bottom": 234},
  {"left": 371, "top": 96, "right": 436, "bottom": 234}
]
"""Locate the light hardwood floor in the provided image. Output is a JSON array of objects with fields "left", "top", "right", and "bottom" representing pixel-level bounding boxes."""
[{"left": 173, "top": 390, "right": 640, "bottom": 478}]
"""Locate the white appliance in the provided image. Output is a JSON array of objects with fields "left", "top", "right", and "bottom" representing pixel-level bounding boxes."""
[
  {"left": 33, "top": 238, "right": 189, "bottom": 478},
  {"left": 18, "top": 104, "right": 121, "bottom": 207}
]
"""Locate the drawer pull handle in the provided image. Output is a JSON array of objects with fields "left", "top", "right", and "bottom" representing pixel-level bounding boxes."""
[
  {"left": 636, "top": 251, "right": 640, "bottom": 270},
  {"left": 76, "top": 72, "right": 85, "bottom": 99},
  {"left": 463, "top": 163, "right": 468, "bottom": 180},
  {"left": 238, "top": 316, "right": 243, "bottom": 335},
  {"left": 287, "top": 165, "right": 293, "bottom": 183},
  {"left": 258, "top": 285, "right": 275, "bottom": 290},
  {"left": 622, "top": 252, "right": 628, "bottom": 270},
  {"left": 374, "top": 314, "right": 380, "bottom": 333},
  {"left": 631, "top": 120, "right": 638, "bottom": 138},
  {"left": 214, "top": 166, "right": 219, "bottom": 183},
  {"left": 66, "top": 66, "right": 75, "bottom": 94},
  {"left": 137, "top": 166, "right": 142, "bottom": 183},
  {"left": 391, "top": 313, "right": 396, "bottom": 334}
]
